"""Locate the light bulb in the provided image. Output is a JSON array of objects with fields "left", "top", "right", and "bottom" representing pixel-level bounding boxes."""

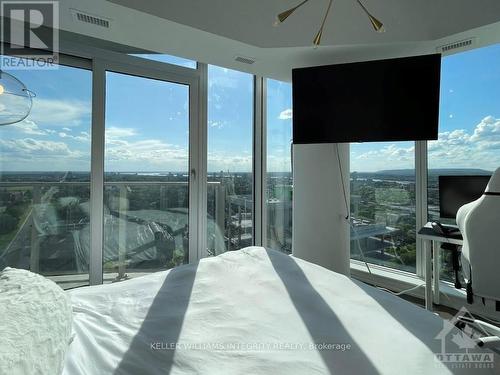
[{"left": 0, "top": 84, "right": 4, "bottom": 95}]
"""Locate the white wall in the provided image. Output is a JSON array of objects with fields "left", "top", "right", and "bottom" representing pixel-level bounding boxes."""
[
  {"left": 26, "top": 0, "right": 500, "bottom": 82},
  {"left": 292, "top": 143, "right": 350, "bottom": 276}
]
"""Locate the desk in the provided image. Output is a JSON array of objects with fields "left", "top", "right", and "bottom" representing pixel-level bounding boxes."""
[{"left": 417, "top": 223, "right": 463, "bottom": 311}]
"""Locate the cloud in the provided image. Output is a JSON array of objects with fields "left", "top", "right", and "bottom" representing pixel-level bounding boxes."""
[
  {"left": 0, "top": 138, "right": 85, "bottom": 159},
  {"left": 469, "top": 116, "right": 500, "bottom": 142},
  {"left": 428, "top": 116, "right": 500, "bottom": 165},
  {"left": 1, "top": 97, "right": 89, "bottom": 140},
  {"left": 103, "top": 127, "right": 188, "bottom": 170},
  {"left": 208, "top": 120, "right": 226, "bottom": 129},
  {"left": 29, "top": 98, "right": 91, "bottom": 126},
  {"left": 0, "top": 137, "right": 90, "bottom": 171},
  {"left": 104, "top": 126, "right": 190, "bottom": 168},
  {"left": 11, "top": 119, "right": 47, "bottom": 135},
  {"left": 208, "top": 70, "right": 241, "bottom": 90},
  {"left": 278, "top": 109, "right": 293, "bottom": 120},
  {"left": 57, "top": 130, "right": 90, "bottom": 142},
  {"left": 356, "top": 144, "right": 414, "bottom": 162},
  {"left": 105, "top": 127, "right": 137, "bottom": 139},
  {"left": 352, "top": 116, "right": 500, "bottom": 172}
]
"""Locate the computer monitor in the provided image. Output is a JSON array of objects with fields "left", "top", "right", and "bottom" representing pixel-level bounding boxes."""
[{"left": 439, "top": 175, "right": 492, "bottom": 219}]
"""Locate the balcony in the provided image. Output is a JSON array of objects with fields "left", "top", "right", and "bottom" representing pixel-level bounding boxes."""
[{"left": 0, "top": 180, "right": 230, "bottom": 288}]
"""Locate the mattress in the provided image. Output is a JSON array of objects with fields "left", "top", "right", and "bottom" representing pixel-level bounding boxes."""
[{"left": 63, "top": 247, "right": 497, "bottom": 374}]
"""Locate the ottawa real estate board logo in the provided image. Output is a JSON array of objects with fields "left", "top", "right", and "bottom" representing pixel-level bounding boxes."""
[
  {"left": 435, "top": 307, "right": 495, "bottom": 370},
  {"left": 1, "top": 1, "right": 59, "bottom": 69}
]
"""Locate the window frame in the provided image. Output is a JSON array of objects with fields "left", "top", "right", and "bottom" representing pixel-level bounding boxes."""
[
  {"left": 350, "top": 138, "right": 500, "bottom": 320},
  {"left": 1, "top": 40, "right": 260, "bottom": 284},
  {"left": 1, "top": 42, "right": 206, "bottom": 285},
  {"left": 349, "top": 141, "right": 426, "bottom": 278},
  {"left": 3, "top": 40, "right": 494, "bottom": 319},
  {"left": 92, "top": 54, "right": 202, "bottom": 284},
  {"left": 0, "top": 49, "right": 94, "bottom": 285}
]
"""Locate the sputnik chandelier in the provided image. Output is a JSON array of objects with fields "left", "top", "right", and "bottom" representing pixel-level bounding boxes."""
[{"left": 274, "top": 0, "right": 384, "bottom": 47}]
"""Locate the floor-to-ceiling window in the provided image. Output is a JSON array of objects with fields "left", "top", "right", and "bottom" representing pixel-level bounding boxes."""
[
  {"left": 265, "top": 79, "right": 292, "bottom": 253},
  {"left": 103, "top": 72, "right": 190, "bottom": 282},
  {"left": 350, "top": 142, "right": 417, "bottom": 273},
  {"left": 129, "top": 54, "right": 197, "bottom": 69},
  {"left": 428, "top": 43, "right": 500, "bottom": 282},
  {"left": 0, "top": 56, "right": 92, "bottom": 288},
  {"left": 206, "top": 66, "right": 254, "bottom": 255}
]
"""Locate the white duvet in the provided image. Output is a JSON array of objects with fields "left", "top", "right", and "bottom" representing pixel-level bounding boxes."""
[{"left": 63, "top": 247, "right": 497, "bottom": 375}]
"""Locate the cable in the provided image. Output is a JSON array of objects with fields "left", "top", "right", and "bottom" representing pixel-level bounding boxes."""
[
  {"left": 336, "top": 145, "right": 424, "bottom": 298},
  {"left": 336, "top": 145, "right": 374, "bottom": 277},
  {"left": 351, "top": 215, "right": 429, "bottom": 297},
  {"left": 336, "top": 145, "right": 350, "bottom": 220},
  {"left": 379, "top": 283, "right": 426, "bottom": 296},
  {"left": 335, "top": 145, "right": 370, "bottom": 274}
]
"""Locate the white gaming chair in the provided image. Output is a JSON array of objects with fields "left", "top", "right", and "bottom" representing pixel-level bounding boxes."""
[
  {"left": 457, "top": 167, "right": 500, "bottom": 308},
  {"left": 456, "top": 167, "right": 500, "bottom": 349}
]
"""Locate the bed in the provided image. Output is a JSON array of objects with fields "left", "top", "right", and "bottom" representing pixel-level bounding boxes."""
[{"left": 63, "top": 247, "right": 497, "bottom": 374}]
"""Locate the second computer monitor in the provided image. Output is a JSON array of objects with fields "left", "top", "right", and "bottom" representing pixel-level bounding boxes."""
[{"left": 439, "top": 175, "right": 491, "bottom": 219}]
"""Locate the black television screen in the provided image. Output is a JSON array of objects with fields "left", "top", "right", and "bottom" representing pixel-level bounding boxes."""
[
  {"left": 292, "top": 54, "right": 441, "bottom": 144},
  {"left": 439, "top": 175, "right": 491, "bottom": 219}
]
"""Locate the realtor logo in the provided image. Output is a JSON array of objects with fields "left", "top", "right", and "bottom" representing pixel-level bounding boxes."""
[
  {"left": 1, "top": 1, "right": 59, "bottom": 69},
  {"left": 434, "top": 307, "right": 494, "bottom": 370}
]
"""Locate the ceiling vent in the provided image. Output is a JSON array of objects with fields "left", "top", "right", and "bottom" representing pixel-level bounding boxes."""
[
  {"left": 234, "top": 55, "right": 256, "bottom": 65},
  {"left": 437, "top": 38, "right": 475, "bottom": 54},
  {"left": 71, "top": 9, "right": 111, "bottom": 28}
]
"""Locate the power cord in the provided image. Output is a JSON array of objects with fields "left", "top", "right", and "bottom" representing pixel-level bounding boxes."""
[
  {"left": 336, "top": 145, "right": 426, "bottom": 298},
  {"left": 336, "top": 145, "right": 350, "bottom": 221}
]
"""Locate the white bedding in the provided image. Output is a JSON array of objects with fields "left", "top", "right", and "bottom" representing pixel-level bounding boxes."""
[
  {"left": 0, "top": 268, "right": 73, "bottom": 375},
  {"left": 63, "top": 247, "right": 497, "bottom": 375}
]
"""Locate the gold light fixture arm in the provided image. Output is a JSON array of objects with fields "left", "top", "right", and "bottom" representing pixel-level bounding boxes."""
[
  {"left": 313, "top": 0, "right": 334, "bottom": 47},
  {"left": 274, "top": 0, "right": 313, "bottom": 26},
  {"left": 274, "top": 0, "right": 385, "bottom": 48},
  {"left": 356, "top": 0, "right": 385, "bottom": 32}
]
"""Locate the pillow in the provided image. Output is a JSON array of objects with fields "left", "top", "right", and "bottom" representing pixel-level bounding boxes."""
[{"left": 0, "top": 268, "right": 73, "bottom": 375}]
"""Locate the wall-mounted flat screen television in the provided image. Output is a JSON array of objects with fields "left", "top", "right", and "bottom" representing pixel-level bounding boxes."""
[{"left": 292, "top": 54, "right": 441, "bottom": 144}]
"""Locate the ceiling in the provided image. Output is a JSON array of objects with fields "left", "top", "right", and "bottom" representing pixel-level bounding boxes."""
[
  {"left": 107, "top": 0, "right": 500, "bottom": 48},
  {"left": 4, "top": 0, "right": 500, "bottom": 81}
]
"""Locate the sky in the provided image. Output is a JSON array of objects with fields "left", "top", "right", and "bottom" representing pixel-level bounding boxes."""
[
  {"left": 0, "top": 62, "right": 93, "bottom": 172},
  {"left": 267, "top": 79, "right": 292, "bottom": 173},
  {"left": 208, "top": 66, "right": 254, "bottom": 173},
  {"left": 1, "top": 44, "right": 499, "bottom": 173},
  {"left": 351, "top": 43, "right": 500, "bottom": 172},
  {"left": 0, "top": 54, "right": 290, "bottom": 174}
]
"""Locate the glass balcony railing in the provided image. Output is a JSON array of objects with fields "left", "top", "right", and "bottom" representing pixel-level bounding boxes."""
[
  {"left": 0, "top": 181, "right": 225, "bottom": 288},
  {"left": 0, "top": 181, "right": 91, "bottom": 288}
]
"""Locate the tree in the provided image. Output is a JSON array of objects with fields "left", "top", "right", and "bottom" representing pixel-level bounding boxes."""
[{"left": 0, "top": 213, "right": 18, "bottom": 234}]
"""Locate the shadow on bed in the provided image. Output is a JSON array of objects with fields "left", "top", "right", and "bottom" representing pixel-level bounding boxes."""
[
  {"left": 266, "top": 250, "right": 381, "bottom": 375},
  {"left": 352, "top": 280, "right": 444, "bottom": 353},
  {"left": 114, "top": 263, "right": 198, "bottom": 375}
]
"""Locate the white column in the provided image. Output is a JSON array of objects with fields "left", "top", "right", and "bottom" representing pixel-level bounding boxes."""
[
  {"left": 89, "top": 59, "right": 105, "bottom": 285},
  {"left": 292, "top": 143, "right": 350, "bottom": 276}
]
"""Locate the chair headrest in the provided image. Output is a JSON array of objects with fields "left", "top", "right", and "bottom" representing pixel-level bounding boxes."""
[{"left": 486, "top": 167, "right": 500, "bottom": 194}]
